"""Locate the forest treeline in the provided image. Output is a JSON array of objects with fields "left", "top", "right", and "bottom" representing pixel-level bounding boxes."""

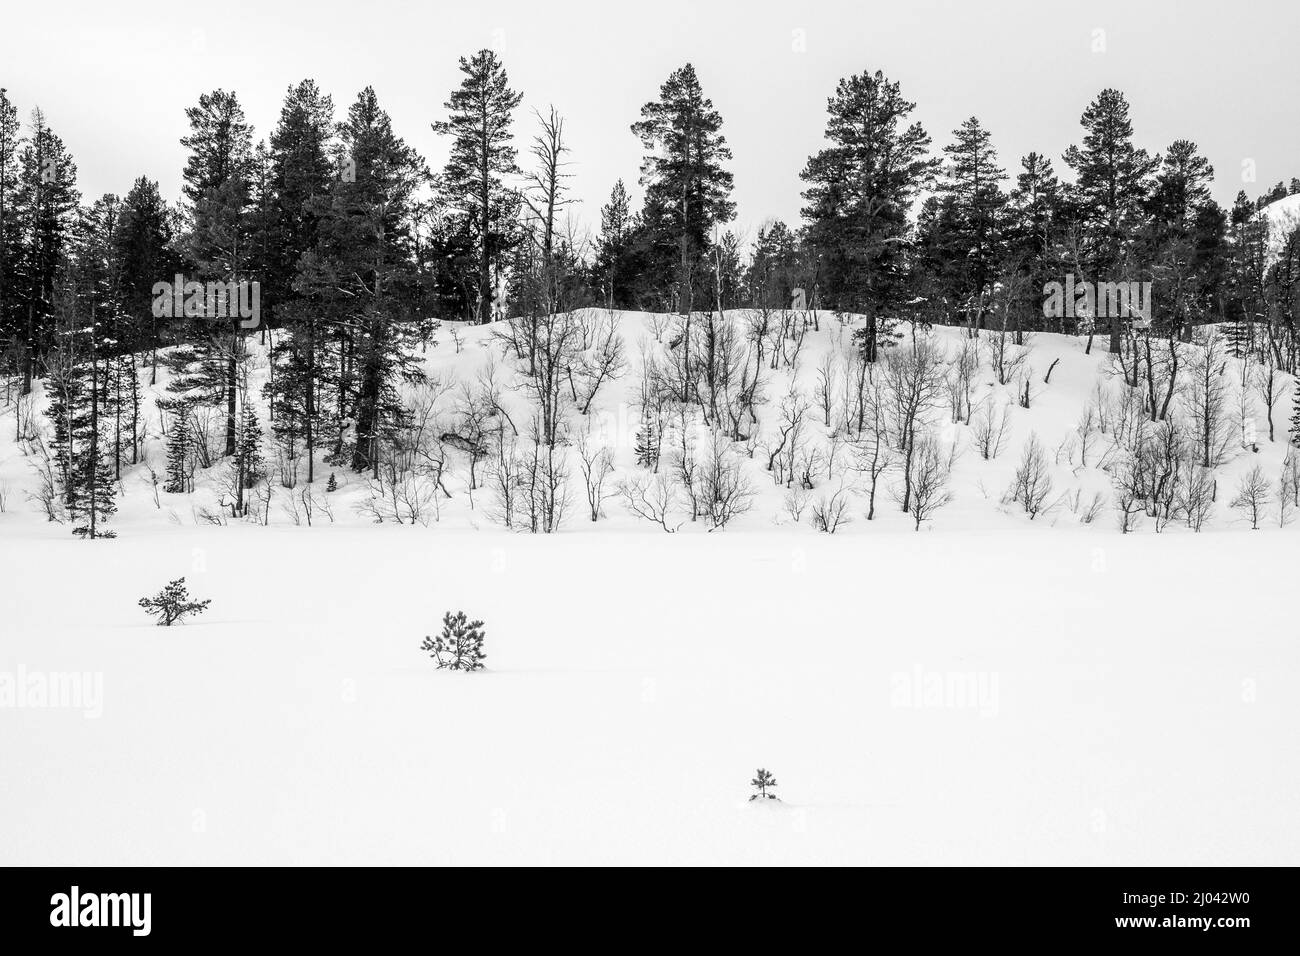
[{"left": 1, "top": 56, "right": 1298, "bottom": 536}]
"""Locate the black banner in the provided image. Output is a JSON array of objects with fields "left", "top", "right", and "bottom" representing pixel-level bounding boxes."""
[{"left": 0, "top": 866, "right": 1289, "bottom": 944}]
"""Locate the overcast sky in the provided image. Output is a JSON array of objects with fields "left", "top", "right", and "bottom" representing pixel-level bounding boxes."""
[{"left": 5, "top": 0, "right": 1299, "bottom": 240}]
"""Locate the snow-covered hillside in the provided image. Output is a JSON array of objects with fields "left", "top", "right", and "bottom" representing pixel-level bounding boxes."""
[
  {"left": 1261, "top": 193, "right": 1300, "bottom": 266},
  {"left": 3, "top": 312, "right": 1299, "bottom": 865},
  {"left": 0, "top": 309, "right": 1293, "bottom": 537}
]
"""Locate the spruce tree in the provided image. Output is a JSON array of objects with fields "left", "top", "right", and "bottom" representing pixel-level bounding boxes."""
[
  {"left": 635, "top": 407, "right": 660, "bottom": 470},
  {"left": 433, "top": 50, "right": 523, "bottom": 323},
  {"left": 164, "top": 410, "right": 193, "bottom": 494}
]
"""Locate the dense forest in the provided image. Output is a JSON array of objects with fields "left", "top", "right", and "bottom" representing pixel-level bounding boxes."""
[{"left": 2, "top": 55, "right": 1299, "bottom": 538}]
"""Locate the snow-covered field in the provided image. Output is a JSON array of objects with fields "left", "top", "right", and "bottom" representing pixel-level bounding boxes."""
[
  {"left": 1, "top": 524, "right": 1296, "bottom": 865},
  {"left": 2, "top": 311, "right": 1298, "bottom": 864}
]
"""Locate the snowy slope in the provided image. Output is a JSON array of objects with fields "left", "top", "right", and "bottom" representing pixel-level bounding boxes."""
[
  {"left": 1260, "top": 193, "right": 1300, "bottom": 266},
  {"left": 2, "top": 313, "right": 1298, "bottom": 865},
  {"left": 0, "top": 310, "right": 1291, "bottom": 537}
]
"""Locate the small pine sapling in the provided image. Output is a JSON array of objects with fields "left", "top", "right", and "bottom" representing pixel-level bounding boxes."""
[
  {"left": 325, "top": 472, "right": 338, "bottom": 492},
  {"left": 138, "top": 577, "right": 211, "bottom": 626},
  {"left": 749, "top": 768, "right": 778, "bottom": 801},
  {"left": 421, "top": 611, "right": 486, "bottom": 671}
]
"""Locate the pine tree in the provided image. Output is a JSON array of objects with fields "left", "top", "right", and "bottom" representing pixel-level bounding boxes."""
[
  {"left": 935, "top": 116, "right": 1007, "bottom": 327},
  {"left": 630, "top": 64, "right": 735, "bottom": 314},
  {"left": 594, "top": 179, "right": 636, "bottom": 309},
  {"left": 138, "top": 578, "right": 210, "bottom": 626},
  {"left": 181, "top": 89, "right": 255, "bottom": 458},
  {"left": 433, "top": 50, "right": 523, "bottom": 323},
  {"left": 801, "top": 70, "right": 937, "bottom": 361},
  {"left": 744, "top": 220, "right": 803, "bottom": 310},
  {"left": 0, "top": 89, "right": 24, "bottom": 371},
  {"left": 114, "top": 176, "right": 176, "bottom": 386},
  {"left": 1143, "top": 140, "right": 1225, "bottom": 336},
  {"left": 267, "top": 79, "right": 335, "bottom": 312},
  {"left": 749, "top": 768, "right": 778, "bottom": 801},
  {"left": 1062, "top": 89, "right": 1158, "bottom": 351},
  {"left": 302, "top": 87, "right": 426, "bottom": 475},
  {"left": 421, "top": 611, "right": 487, "bottom": 671},
  {"left": 261, "top": 80, "right": 337, "bottom": 484},
  {"left": 14, "top": 108, "right": 80, "bottom": 393}
]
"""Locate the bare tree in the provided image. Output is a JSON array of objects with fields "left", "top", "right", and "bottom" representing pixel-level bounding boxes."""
[
  {"left": 575, "top": 424, "right": 615, "bottom": 521},
  {"left": 1252, "top": 352, "right": 1285, "bottom": 443},
  {"left": 1004, "top": 432, "right": 1053, "bottom": 519},
  {"left": 972, "top": 397, "right": 1013, "bottom": 460},
  {"left": 810, "top": 483, "right": 852, "bottom": 533},
  {"left": 1229, "top": 464, "right": 1270, "bottom": 529},
  {"left": 815, "top": 350, "right": 838, "bottom": 428},
  {"left": 853, "top": 374, "right": 894, "bottom": 520},
  {"left": 697, "top": 427, "right": 755, "bottom": 530},
  {"left": 617, "top": 472, "right": 682, "bottom": 532},
  {"left": 882, "top": 339, "right": 945, "bottom": 513},
  {"left": 1182, "top": 326, "right": 1234, "bottom": 468},
  {"left": 901, "top": 434, "right": 955, "bottom": 530}
]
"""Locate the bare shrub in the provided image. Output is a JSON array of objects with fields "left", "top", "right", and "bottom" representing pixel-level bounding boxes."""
[
  {"left": 1004, "top": 433, "right": 1053, "bottom": 519},
  {"left": 1229, "top": 465, "right": 1270, "bottom": 530},
  {"left": 618, "top": 472, "right": 682, "bottom": 532}
]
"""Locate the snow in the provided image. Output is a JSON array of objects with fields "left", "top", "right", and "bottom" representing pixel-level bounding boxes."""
[
  {"left": 1, "top": 311, "right": 1298, "bottom": 864},
  {"left": 1259, "top": 193, "right": 1300, "bottom": 265},
  {"left": 1, "top": 525, "right": 1295, "bottom": 865}
]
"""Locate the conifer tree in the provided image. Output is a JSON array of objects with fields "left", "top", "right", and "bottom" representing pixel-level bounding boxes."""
[
  {"left": 114, "top": 176, "right": 176, "bottom": 386},
  {"left": 139, "top": 578, "right": 210, "bottom": 626},
  {"left": 749, "top": 768, "right": 778, "bottom": 801},
  {"left": 1063, "top": 89, "right": 1158, "bottom": 351},
  {"left": 302, "top": 87, "right": 426, "bottom": 475},
  {"left": 0, "top": 89, "right": 24, "bottom": 365},
  {"left": 433, "top": 50, "right": 523, "bottom": 323},
  {"left": 635, "top": 407, "right": 660, "bottom": 470},
  {"left": 594, "top": 179, "right": 636, "bottom": 309},
  {"left": 936, "top": 116, "right": 1007, "bottom": 327},
  {"left": 801, "top": 70, "right": 936, "bottom": 361},
  {"left": 262, "top": 80, "right": 337, "bottom": 483},
  {"left": 14, "top": 108, "right": 79, "bottom": 392},
  {"left": 164, "top": 410, "right": 194, "bottom": 494},
  {"left": 421, "top": 611, "right": 487, "bottom": 671},
  {"left": 630, "top": 64, "right": 735, "bottom": 316},
  {"left": 180, "top": 89, "right": 255, "bottom": 457}
]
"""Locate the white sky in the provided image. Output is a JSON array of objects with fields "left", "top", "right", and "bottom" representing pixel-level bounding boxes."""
[{"left": 5, "top": 0, "right": 1299, "bottom": 241}]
